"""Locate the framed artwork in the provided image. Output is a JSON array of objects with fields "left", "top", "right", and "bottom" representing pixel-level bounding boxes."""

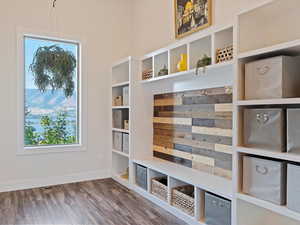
[{"left": 175, "top": 0, "right": 212, "bottom": 39}]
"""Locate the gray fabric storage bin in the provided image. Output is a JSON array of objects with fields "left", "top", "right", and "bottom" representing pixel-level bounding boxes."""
[
  {"left": 244, "top": 108, "right": 285, "bottom": 152},
  {"left": 287, "top": 163, "right": 300, "bottom": 213},
  {"left": 123, "top": 86, "right": 129, "bottom": 106},
  {"left": 136, "top": 164, "right": 147, "bottom": 190},
  {"left": 122, "top": 133, "right": 129, "bottom": 154},
  {"left": 243, "top": 156, "right": 287, "bottom": 205},
  {"left": 113, "top": 110, "right": 129, "bottom": 129},
  {"left": 287, "top": 109, "right": 300, "bottom": 154},
  {"left": 205, "top": 192, "right": 231, "bottom": 225},
  {"left": 245, "top": 56, "right": 300, "bottom": 100},
  {"left": 113, "top": 132, "right": 122, "bottom": 151}
]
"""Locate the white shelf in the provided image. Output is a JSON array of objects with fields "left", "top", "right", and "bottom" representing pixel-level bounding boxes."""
[
  {"left": 133, "top": 157, "right": 233, "bottom": 200},
  {"left": 238, "top": 39, "right": 300, "bottom": 60},
  {"left": 140, "top": 61, "right": 234, "bottom": 84},
  {"left": 236, "top": 98, "right": 300, "bottom": 106},
  {"left": 112, "top": 105, "right": 130, "bottom": 109},
  {"left": 237, "top": 193, "right": 300, "bottom": 222},
  {"left": 112, "top": 81, "right": 129, "bottom": 88},
  {"left": 132, "top": 184, "right": 204, "bottom": 225},
  {"left": 112, "top": 174, "right": 130, "bottom": 189},
  {"left": 112, "top": 128, "right": 130, "bottom": 133},
  {"left": 112, "top": 149, "right": 129, "bottom": 158},
  {"left": 236, "top": 146, "right": 300, "bottom": 163}
]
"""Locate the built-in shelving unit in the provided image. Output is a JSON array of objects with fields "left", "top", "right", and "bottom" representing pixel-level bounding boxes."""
[
  {"left": 140, "top": 25, "right": 234, "bottom": 84},
  {"left": 233, "top": 1, "right": 300, "bottom": 225},
  {"left": 111, "top": 57, "right": 135, "bottom": 187},
  {"left": 110, "top": 2, "right": 300, "bottom": 225}
]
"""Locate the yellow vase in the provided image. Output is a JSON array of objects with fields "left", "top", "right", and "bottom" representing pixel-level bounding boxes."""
[{"left": 177, "top": 53, "right": 187, "bottom": 72}]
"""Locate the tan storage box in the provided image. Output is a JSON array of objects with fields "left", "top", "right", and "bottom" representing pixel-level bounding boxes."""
[
  {"left": 113, "top": 96, "right": 123, "bottom": 106},
  {"left": 243, "top": 156, "right": 287, "bottom": 205},
  {"left": 244, "top": 108, "right": 285, "bottom": 152},
  {"left": 245, "top": 56, "right": 300, "bottom": 100}
]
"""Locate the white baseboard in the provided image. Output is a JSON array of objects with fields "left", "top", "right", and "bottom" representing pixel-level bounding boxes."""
[{"left": 0, "top": 169, "right": 110, "bottom": 193}]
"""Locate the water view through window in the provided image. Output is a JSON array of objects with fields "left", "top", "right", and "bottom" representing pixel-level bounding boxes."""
[{"left": 24, "top": 37, "right": 79, "bottom": 147}]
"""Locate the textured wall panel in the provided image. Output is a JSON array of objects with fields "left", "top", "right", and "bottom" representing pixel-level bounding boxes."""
[{"left": 153, "top": 86, "right": 233, "bottom": 179}]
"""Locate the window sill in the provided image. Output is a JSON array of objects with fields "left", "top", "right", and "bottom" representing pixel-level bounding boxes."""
[{"left": 17, "top": 144, "right": 86, "bottom": 156}]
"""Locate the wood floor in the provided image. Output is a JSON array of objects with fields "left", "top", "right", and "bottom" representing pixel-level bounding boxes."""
[{"left": 0, "top": 178, "right": 187, "bottom": 225}]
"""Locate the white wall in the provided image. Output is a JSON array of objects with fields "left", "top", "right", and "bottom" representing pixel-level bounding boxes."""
[
  {"left": 0, "top": 0, "right": 132, "bottom": 190},
  {"left": 0, "top": 0, "right": 271, "bottom": 191},
  {"left": 131, "top": 0, "right": 271, "bottom": 57}
]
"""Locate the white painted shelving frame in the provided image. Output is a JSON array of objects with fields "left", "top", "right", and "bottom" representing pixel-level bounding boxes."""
[{"left": 111, "top": 1, "right": 300, "bottom": 225}]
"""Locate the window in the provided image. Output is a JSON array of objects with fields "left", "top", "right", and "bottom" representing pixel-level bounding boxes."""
[{"left": 24, "top": 36, "right": 80, "bottom": 148}]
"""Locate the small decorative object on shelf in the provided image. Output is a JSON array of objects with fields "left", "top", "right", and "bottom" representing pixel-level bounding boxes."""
[
  {"left": 157, "top": 65, "right": 169, "bottom": 76},
  {"left": 124, "top": 120, "right": 129, "bottom": 130},
  {"left": 216, "top": 45, "right": 233, "bottom": 63},
  {"left": 120, "top": 168, "right": 129, "bottom": 180},
  {"left": 171, "top": 185, "right": 195, "bottom": 216},
  {"left": 113, "top": 96, "right": 123, "bottom": 106},
  {"left": 142, "top": 69, "right": 153, "bottom": 80},
  {"left": 177, "top": 53, "right": 188, "bottom": 72},
  {"left": 151, "top": 177, "right": 168, "bottom": 202},
  {"left": 195, "top": 54, "right": 212, "bottom": 75}
]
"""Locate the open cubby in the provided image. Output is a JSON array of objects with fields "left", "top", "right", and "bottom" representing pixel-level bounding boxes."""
[
  {"left": 215, "top": 27, "right": 233, "bottom": 64},
  {"left": 189, "top": 36, "right": 212, "bottom": 70},
  {"left": 112, "top": 153, "right": 129, "bottom": 180},
  {"left": 112, "top": 109, "right": 129, "bottom": 130},
  {"left": 142, "top": 57, "right": 153, "bottom": 80},
  {"left": 170, "top": 45, "right": 188, "bottom": 74},
  {"left": 112, "top": 84, "right": 129, "bottom": 106},
  {"left": 154, "top": 51, "right": 169, "bottom": 77},
  {"left": 112, "top": 61, "right": 129, "bottom": 85},
  {"left": 238, "top": 1, "right": 300, "bottom": 54}
]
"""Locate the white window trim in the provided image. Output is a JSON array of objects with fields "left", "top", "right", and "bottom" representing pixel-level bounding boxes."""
[{"left": 16, "top": 27, "right": 88, "bottom": 155}]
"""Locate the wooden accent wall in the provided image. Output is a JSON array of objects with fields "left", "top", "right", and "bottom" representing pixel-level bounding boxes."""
[{"left": 153, "top": 86, "right": 233, "bottom": 179}]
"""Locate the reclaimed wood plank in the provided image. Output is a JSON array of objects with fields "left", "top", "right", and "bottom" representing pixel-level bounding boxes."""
[
  {"left": 153, "top": 151, "right": 193, "bottom": 168},
  {"left": 153, "top": 117, "right": 192, "bottom": 126},
  {"left": 192, "top": 126, "right": 232, "bottom": 137},
  {"left": 153, "top": 145, "right": 192, "bottom": 160}
]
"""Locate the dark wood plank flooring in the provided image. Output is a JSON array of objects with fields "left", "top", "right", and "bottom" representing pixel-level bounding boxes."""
[{"left": 0, "top": 178, "right": 187, "bottom": 225}]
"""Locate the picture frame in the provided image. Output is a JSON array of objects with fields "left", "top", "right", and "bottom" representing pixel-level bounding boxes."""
[{"left": 174, "top": 0, "right": 212, "bottom": 39}]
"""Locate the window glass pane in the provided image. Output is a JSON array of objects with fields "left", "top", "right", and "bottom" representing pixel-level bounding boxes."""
[{"left": 24, "top": 37, "right": 79, "bottom": 147}]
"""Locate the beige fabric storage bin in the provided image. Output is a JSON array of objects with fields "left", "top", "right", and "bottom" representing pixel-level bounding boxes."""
[
  {"left": 243, "top": 156, "right": 287, "bottom": 205},
  {"left": 287, "top": 163, "right": 300, "bottom": 213},
  {"left": 287, "top": 109, "right": 300, "bottom": 154},
  {"left": 244, "top": 108, "right": 285, "bottom": 152},
  {"left": 245, "top": 56, "right": 300, "bottom": 100}
]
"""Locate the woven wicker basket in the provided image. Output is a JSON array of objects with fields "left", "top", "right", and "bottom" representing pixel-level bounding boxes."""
[
  {"left": 142, "top": 69, "right": 153, "bottom": 80},
  {"left": 171, "top": 185, "right": 195, "bottom": 216},
  {"left": 216, "top": 45, "right": 233, "bottom": 63},
  {"left": 151, "top": 177, "right": 168, "bottom": 202}
]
